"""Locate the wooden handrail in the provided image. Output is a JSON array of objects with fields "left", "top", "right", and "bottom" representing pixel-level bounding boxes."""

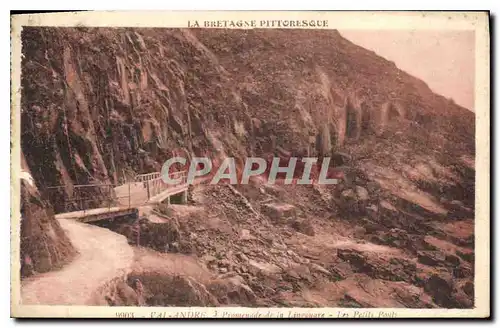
[{"left": 46, "top": 170, "right": 193, "bottom": 214}]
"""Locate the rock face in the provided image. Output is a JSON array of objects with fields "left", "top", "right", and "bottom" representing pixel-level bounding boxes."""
[
  {"left": 290, "top": 219, "right": 315, "bottom": 236},
  {"left": 207, "top": 275, "right": 257, "bottom": 305},
  {"left": 19, "top": 28, "right": 475, "bottom": 308},
  {"left": 20, "top": 153, "right": 76, "bottom": 277},
  {"left": 21, "top": 28, "right": 474, "bottom": 210},
  {"left": 119, "top": 273, "right": 219, "bottom": 307},
  {"left": 262, "top": 203, "right": 296, "bottom": 223}
]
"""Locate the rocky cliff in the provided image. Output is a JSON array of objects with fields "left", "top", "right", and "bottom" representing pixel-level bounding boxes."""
[
  {"left": 20, "top": 152, "right": 76, "bottom": 277},
  {"left": 20, "top": 27, "right": 475, "bottom": 307},
  {"left": 21, "top": 27, "right": 474, "bottom": 204}
]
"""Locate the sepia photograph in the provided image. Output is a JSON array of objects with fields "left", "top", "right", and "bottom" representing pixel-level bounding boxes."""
[{"left": 10, "top": 11, "right": 490, "bottom": 318}]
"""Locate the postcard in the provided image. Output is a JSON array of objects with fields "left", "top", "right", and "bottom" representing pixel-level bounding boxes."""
[{"left": 10, "top": 11, "right": 490, "bottom": 318}]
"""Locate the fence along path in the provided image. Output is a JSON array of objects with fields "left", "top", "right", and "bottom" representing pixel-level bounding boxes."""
[{"left": 50, "top": 171, "right": 188, "bottom": 220}]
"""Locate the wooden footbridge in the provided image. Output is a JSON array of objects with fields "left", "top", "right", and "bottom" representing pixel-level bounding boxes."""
[{"left": 46, "top": 171, "right": 189, "bottom": 223}]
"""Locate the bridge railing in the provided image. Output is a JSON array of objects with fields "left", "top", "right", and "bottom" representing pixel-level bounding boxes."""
[
  {"left": 133, "top": 170, "right": 187, "bottom": 199},
  {"left": 44, "top": 171, "right": 190, "bottom": 214},
  {"left": 164, "top": 170, "right": 187, "bottom": 185},
  {"left": 134, "top": 172, "right": 162, "bottom": 183},
  {"left": 44, "top": 183, "right": 132, "bottom": 215}
]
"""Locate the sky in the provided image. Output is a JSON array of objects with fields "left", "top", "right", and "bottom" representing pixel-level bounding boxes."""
[{"left": 339, "top": 30, "right": 475, "bottom": 111}]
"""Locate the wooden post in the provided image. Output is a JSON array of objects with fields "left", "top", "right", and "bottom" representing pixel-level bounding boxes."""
[
  {"left": 136, "top": 223, "right": 140, "bottom": 246},
  {"left": 63, "top": 190, "right": 67, "bottom": 213},
  {"left": 146, "top": 180, "right": 150, "bottom": 200},
  {"left": 128, "top": 182, "right": 131, "bottom": 208}
]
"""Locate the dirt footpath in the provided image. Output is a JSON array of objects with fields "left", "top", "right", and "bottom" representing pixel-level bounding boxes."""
[{"left": 21, "top": 219, "right": 134, "bottom": 305}]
